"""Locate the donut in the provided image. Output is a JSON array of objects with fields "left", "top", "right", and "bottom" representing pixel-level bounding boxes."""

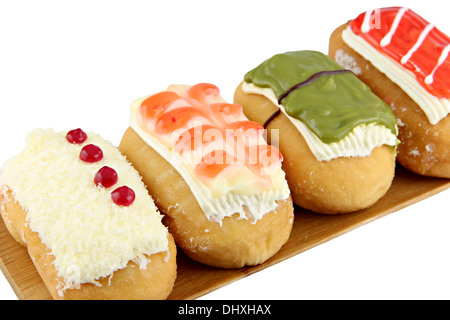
[
  {"left": 234, "top": 50, "right": 399, "bottom": 214},
  {"left": 119, "top": 83, "right": 294, "bottom": 269},
  {"left": 329, "top": 7, "right": 450, "bottom": 178},
  {"left": 0, "top": 128, "right": 177, "bottom": 300}
]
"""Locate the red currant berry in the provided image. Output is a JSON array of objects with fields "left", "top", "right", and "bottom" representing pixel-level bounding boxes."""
[
  {"left": 66, "top": 128, "right": 87, "bottom": 144},
  {"left": 80, "top": 144, "right": 103, "bottom": 163},
  {"left": 111, "top": 186, "right": 135, "bottom": 206},
  {"left": 94, "top": 166, "right": 118, "bottom": 188}
]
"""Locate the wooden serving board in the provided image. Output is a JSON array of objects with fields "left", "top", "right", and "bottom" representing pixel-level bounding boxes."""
[{"left": 1, "top": 165, "right": 449, "bottom": 300}]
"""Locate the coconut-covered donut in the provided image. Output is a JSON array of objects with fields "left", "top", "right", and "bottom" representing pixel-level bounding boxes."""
[{"left": 0, "top": 128, "right": 177, "bottom": 299}]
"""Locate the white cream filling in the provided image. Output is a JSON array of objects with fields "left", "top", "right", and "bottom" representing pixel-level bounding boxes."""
[
  {"left": 0, "top": 129, "right": 169, "bottom": 288},
  {"left": 342, "top": 26, "right": 450, "bottom": 125},
  {"left": 130, "top": 96, "right": 290, "bottom": 225},
  {"left": 242, "top": 82, "right": 398, "bottom": 162}
]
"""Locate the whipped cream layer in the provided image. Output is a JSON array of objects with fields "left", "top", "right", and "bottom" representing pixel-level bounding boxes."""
[
  {"left": 342, "top": 26, "right": 450, "bottom": 124},
  {"left": 130, "top": 87, "right": 290, "bottom": 225},
  {"left": 0, "top": 129, "right": 169, "bottom": 290},
  {"left": 242, "top": 82, "right": 398, "bottom": 161}
]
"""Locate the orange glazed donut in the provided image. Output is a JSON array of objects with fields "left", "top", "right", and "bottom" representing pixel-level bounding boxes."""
[{"left": 119, "top": 83, "right": 294, "bottom": 269}]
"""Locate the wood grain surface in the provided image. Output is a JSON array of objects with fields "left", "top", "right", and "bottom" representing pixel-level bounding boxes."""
[{"left": 1, "top": 165, "right": 449, "bottom": 300}]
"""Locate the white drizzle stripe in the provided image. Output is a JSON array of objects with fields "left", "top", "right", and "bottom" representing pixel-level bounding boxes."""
[
  {"left": 401, "top": 23, "right": 434, "bottom": 64},
  {"left": 425, "top": 44, "right": 450, "bottom": 84},
  {"left": 380, "top": 7, "right": 409, "bottom": 47},
  {"left": 241, "top": 82, "right": 398, "bottom": 162},
  {"left": 361, "top": 9, "right": 375, "bottom": 33},
  {"left": 342, "top": 27, "right": 450, "bottom": 124}
]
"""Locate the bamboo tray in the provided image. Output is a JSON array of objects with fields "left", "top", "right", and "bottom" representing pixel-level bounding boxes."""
[{"left": 1, "top": 165, "right": 449, "bottom": 300}]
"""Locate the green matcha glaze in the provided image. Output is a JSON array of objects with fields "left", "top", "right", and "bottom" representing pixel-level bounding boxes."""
[{"left": 244, "top": 50, "right": 398, "bottom": 143}]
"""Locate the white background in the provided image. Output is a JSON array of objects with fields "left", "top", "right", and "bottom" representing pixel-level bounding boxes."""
[{"left": 0, "top": 0, "right": 449, "bottom": 300}]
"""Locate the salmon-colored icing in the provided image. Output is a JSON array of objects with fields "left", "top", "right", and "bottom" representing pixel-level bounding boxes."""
[
  {"left": 350, "top": 7, "right": 450, "bottom": 99},
  {"left": 136, "top": 83, "right": 283, "bottom": 193}
]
